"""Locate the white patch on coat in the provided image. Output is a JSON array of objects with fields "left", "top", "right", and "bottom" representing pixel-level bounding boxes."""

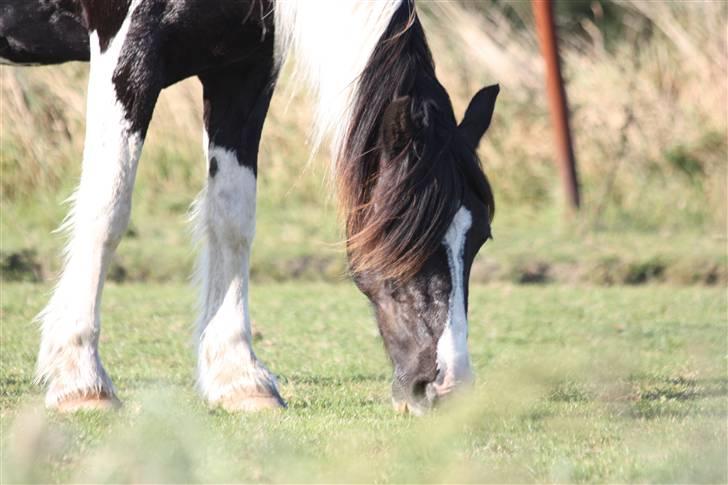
[
  {"left": 35, "top": 1, "right": 143, "bottom": 407},
  {"left": 192, "top": 143, "right": 280, "bottom": 404},
  {"left": 434, "top": 206, "right": 474, "bottom": 396},
  {"left": 274, "top": 0, "right": 402, "bottom": 160}
]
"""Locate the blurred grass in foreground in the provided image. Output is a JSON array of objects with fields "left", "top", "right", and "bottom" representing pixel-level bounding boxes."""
[
  {"left": 1, "top": 1, "right": 726, "bottom": 285},
  {"left": 1, "top": 283, "right": 726, "bottom": 482}
]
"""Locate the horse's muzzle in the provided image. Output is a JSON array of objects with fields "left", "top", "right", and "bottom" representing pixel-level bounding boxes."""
[{"left": 392, "top": 368, "right": 474, "bottom": 415}]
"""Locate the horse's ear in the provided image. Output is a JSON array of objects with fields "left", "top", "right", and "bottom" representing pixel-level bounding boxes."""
[
  {"left": 458, "top": 84, "right": 499, "bottom": 150},
  {"left": 380, "top": 96, "right": 414, "bottom": 158}
]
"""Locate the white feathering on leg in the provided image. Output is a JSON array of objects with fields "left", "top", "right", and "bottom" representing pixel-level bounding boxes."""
[
  {"left": 193, "top": 142, "right": 282, "bottom": 408},
  {"left": 36, "top": 1, "right": 143, "bottom": 407}
]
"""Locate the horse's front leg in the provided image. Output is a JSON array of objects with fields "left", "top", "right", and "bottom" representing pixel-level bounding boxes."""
[
  {"left": 36, "top": 15, "right": 160, "bottom": 410},
  {"left": 195, "top": 58, "right": 285, "bottom": 411}
]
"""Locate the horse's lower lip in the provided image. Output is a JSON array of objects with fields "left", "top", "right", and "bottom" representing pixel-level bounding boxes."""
[
  {"left": 430, "top": 368, "right": 475, "bottom": 398},
  {"left": 430, "top": 381, "right": 456, "bottom": 397},
  {"left": 391, "top": 398, "right": 429, "bottom": 416},
  {"left": 391, "top": 383, "right": 448, "bottom": 416}
]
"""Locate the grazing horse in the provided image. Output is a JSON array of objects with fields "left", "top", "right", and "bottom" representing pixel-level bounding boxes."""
[{"left": 1, "top": 0, "right": 499, "bottom": 415}]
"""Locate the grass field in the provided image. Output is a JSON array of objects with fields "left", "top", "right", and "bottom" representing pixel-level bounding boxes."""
[
  {"left": 1, "top": 282, "right": 726, "bottom": 483},
  {"left": 1, "top": 2, "right": 726, "bottom": 483}
]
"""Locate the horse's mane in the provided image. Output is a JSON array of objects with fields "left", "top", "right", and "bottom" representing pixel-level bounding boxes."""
[{"left": 338, "top": 0, "right": 495, "bottom": 283}]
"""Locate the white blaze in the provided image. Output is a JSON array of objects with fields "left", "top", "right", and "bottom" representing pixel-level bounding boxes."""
[{"left": 435, "top": 206, "right": 474, "bottom": 395}]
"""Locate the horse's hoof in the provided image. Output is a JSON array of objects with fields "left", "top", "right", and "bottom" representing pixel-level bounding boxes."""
[
  {"left": 216, "top": 390, "right": 287, "bottom": 412},
  {"left": 54, "top": 393, "right": 121, "bottom": 412}
]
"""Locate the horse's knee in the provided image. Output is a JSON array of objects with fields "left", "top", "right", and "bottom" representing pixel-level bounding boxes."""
[
  {"left": 105, "top": 200, "right": 133, "bottom": 246},
  {"left": 68, "top": 191, "right": 132, "bottom": 252}
]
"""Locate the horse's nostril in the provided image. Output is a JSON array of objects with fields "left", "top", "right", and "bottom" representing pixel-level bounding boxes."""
[
  {"left": 411, "top": 379, "right": 428, "bottom": 400},
  {"left": 412, "top": 380, "right": 441, "bottom": 409},
  {"left": 425, "top": 382, "right": 439, "bottom": 404}
]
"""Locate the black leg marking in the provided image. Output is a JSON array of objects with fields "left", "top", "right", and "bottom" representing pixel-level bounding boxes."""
[
  {"left": 199, "top": 36, "right": 276, "bottom": 175},
  {"left": 209, "top": 156, "right": 219, "bottom": 178},
  {"left": 81, "top": 0, "right": 132, "bottom": 52}
]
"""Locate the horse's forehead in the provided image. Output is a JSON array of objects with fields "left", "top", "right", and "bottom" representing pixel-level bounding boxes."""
[{"left": 444, "top": 206, "right": 473, "bottom": 247}]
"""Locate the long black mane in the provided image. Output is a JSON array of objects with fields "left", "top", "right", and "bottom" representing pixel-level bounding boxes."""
[{"left": 339, "top": 0, "right": 494, "bottom": 282}]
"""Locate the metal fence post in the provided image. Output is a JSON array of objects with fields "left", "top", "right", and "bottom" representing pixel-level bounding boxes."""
[{"left": 532, "top": 0, "right": 581, "bottom": 211}]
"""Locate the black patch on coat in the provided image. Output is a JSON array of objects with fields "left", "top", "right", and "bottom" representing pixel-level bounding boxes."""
[
  {"left": 81, "top": 0, "right": 131, "bottom": 52},
  {"left": 195, "top": 0, "right": 276, "bottom": 174},
  {"left": 208, "top": 156, "right": 218, "bottom": 178},
  {"left": 0, "top": 0, "right": 89, "bottom": 64},
  {"left": 109, "top": 0, "right": 165, "bottom": 135},
  {"left": 199, "top": 45, "right": 275, "bottom": 175},
  {"left": 111, "top": 0, "right": 274, "bottom": 135}
]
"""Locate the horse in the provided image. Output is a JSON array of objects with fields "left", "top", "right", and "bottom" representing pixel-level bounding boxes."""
[{"left": 1, "top": 0, "right": 499, "bottom": 415}]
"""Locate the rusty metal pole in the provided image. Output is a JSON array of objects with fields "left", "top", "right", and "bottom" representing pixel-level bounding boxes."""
[{"left": 532, "top": 0, "right": 580, "bottom": 211}]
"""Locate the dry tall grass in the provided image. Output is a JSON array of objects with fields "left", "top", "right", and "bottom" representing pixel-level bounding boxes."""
[
  {"left": 1, "top": 1, "right": 726, "bottom": 229},
  {"left": 421, "top": 1, "right": 727, "bottom": 230}
]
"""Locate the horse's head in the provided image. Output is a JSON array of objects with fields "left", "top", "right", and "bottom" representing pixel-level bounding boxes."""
[{"left": 349, "top": 84, "right": 499, "bottom": 415}]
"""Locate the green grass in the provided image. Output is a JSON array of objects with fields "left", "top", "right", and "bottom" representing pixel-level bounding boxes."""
[
  {"left": 2, "top": 4, "right": 726, "bottom": 481},
  {"left": 2, "top": 283, "right": 726, "bottom": 482}
]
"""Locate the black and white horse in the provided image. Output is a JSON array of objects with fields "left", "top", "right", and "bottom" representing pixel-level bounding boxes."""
[{"left": 2, "top": 0, "right": 498, "bottom": 415}]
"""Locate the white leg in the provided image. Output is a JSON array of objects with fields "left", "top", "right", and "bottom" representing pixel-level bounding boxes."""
[
  {"left": 194, "top": 145, "right": 284, "bottom": 411},
  {"left": 35, "top": 13, "right": 156, "bottom": 410}
]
